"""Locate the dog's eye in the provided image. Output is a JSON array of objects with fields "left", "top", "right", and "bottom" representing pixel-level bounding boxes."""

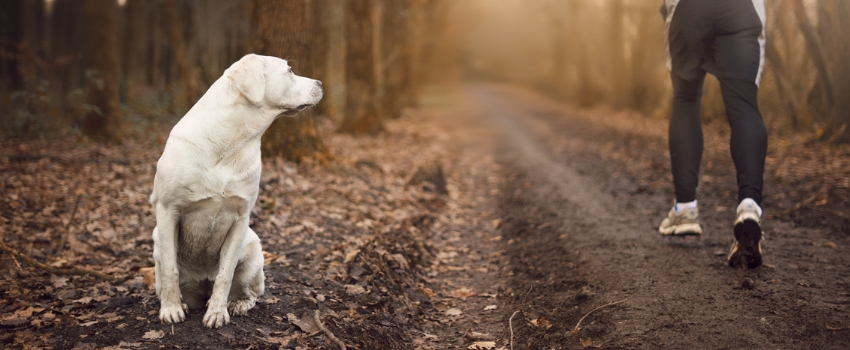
[{"left": 289, "top": 68, "right": 293, "bottom": 74}]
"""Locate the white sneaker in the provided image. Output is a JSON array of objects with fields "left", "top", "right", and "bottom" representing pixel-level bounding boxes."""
[
  {"left": 658, "top": 206, "right": 702, "bottom": 236},
  {"left": 727, "top": 199, "right": 763, "bottom": 268}
]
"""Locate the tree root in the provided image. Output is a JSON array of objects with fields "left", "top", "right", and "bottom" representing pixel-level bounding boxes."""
[
  {"left": 314, "top": 310, "right": 347, "bottom": 350},
  {"left": 0, "top": 240, "right": 131, "bottom": 284}
]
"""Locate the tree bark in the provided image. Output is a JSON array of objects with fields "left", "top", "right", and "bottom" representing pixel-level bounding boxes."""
[
  {"left": 792, "top": 0, "right": 834, "bottom": 118},
  {"left": 82, "top": 0, "right": 122, "bottom": 142},
  {"left": 252, "top": 0, "right": 331, "bottom": 162},
  {"left": 162, "top": 0, "right": 198, "bottom": 111},
  {"left": 381, "top": 0, "right": 412, "bottom": 119},
  {"left": 339, "top": 0, "right": 385, "bottom": 135},
  {"left": 0, "top": 0, "right": 23, "bottom": 91}
]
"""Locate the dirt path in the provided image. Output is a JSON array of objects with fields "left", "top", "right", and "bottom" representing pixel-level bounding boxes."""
[{"left": 444, "top": 84, "right": 850, "bottom": 349}]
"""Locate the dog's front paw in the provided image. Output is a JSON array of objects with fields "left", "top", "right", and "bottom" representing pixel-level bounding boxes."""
[
  {"left": 203, "top": 307, "right": 230, "bottom": 328},
  {"left": 159, "top": 303, "right": 188, "bottom": 324}
]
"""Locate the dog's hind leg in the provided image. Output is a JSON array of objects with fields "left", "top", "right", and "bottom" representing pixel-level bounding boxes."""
[{"left": 228, "top": 227, "right": 265, "bottom": 316}]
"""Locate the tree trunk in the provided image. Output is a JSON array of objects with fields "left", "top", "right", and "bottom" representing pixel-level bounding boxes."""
[
  {"left": 162, "top": 0, "right": 198, "bottom": 111},
  {"left": 381, "top": 0, "right": 411, "bottom": 119},
  {"left": 82, "top": 0, "right": 122, "bottom": 142},
  {"left": 607, "top": 0, "right": 627, "bottom": 109},
  {"left": 0, "top": 0, "right": 23, "bottom": 91},
  {"left": 792, "top": 0, "right": 834, "bottom": 119},
  {"left": 252, "top": 0, "right": 331, "bottom": 162},
  {"left": 339, "top": 0, "right": 385, "bottom": 135}
]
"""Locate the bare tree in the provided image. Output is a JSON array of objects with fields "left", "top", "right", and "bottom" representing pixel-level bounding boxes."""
[
  {"left": 162, "top": 0, "right": 199, "bottom": 111},
  {"left": 381, "top": 0, "right": 413, "bottom": 119},
  {"left": 252, "top": 0, "right": 331, "bottom": 162},
  {"left": 82, "top": 0, "right": 122, "bottom": 142},
  {"left": 339, "top": 0, "right": 385, "bottom": 135}
]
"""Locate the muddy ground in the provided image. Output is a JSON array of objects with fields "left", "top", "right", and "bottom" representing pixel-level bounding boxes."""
[{"left": 1, "top": 84, "right": 849, "bottom": 349}]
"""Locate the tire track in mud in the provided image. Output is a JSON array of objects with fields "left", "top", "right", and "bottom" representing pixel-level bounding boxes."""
[{"left": 466, "top": 84, "right": 850, "bottom": 349}]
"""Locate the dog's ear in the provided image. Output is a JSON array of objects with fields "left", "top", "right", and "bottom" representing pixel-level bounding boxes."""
[{"left": 228, "top": 54, "right": 265, "bottom": 104}]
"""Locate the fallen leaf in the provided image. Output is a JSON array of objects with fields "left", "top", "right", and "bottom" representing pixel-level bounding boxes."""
[
  {"left": 433, "top": 301, "right": 450, "bottom": 312},
  {"left": 491, "top": 219, "right": 502, "bottom": 229},
  {"left": 79, "top": 321, "right": 98, "bottom": 327},
  {"left": 73, "top": 296, "right": 93, "bottom": 305},
  {"left": 484, "top": 305, "right": 497, "bottom": 311},
  {"left": 344, "top": 284, "right": 367, "bottom": 295},
  {"left": 140, "top": 267, "right": 156, "bottom": 289},
  {"left": 530, "top": 316, "right": 553, "bottom": 329},
  {"left": 468, "top": 341, "right": 496, "bottom": 350},
  {"left": 51, "top": 276, "right": 68, "bottom": 288},
  {"left": 263, "top": 251, "right": 277, "bottom": 265},
  {"left": 287, "top": 313, "right": 318, "bottom": 333},
  {"left": 14, "top": 307, "right": 44, "bottom": 318},
  {"left": 445, "top": 308, "right": 462, "bottom": 316},
  {"left": 142, "top": 329, "right": 164, "bottom": 340},
  {"left": 449, "top": 287, "right": 476, "bottom": 300},
  {"left": 343, "top": 248, "right": 361, "bottom": 263},
  {"left": 580, "top": 337, "right": 598, "bottom": 348}
]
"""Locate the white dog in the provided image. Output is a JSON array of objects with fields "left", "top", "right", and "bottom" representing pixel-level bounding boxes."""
[{"left": 149, "top": 54, "right": 323, "bottom": 328}]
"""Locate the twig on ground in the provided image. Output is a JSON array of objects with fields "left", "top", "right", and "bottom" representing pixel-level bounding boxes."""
[
  {"left": 509, "top": 310, "right": 520, "bottom": 350},
  {"left": 314, "top": 310, "right": 347, "bottom": 350},
  {"left": 0, "top": 240, "right": 131, "bottom": 284},
  {"left": 10, "top": 254, "right": 22, "bottom": 269},
  {"left": 54, "top": 194, "right": 82, "bottom": 253},
  {"left": 768, "top": 193, "right": 818, "bottom": 218},
  {"left": 804, "top": 205, "right": 850, "bottom": 220},
  {"left": 571, "top": 299, "right": 627, "bottom": 335},
  {"left": 509, "top": 286, "right": 534, "bottom": 350}
]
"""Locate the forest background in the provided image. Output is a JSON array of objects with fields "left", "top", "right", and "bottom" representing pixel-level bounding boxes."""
[{"left": 1, "top": 0, "right": 849, "bottom": 148}]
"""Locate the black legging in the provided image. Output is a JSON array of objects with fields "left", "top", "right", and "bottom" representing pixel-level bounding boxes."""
[{"left": 667, "top": 0, "right": 768, "bottom": 205}]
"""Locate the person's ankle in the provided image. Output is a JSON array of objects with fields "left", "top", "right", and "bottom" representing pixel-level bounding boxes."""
[
  {"left": 737, "top": 198, "right": 762, "bottom": 217},
  {"left": 674, "top": 200, "right": 698, "bottom": 213}
]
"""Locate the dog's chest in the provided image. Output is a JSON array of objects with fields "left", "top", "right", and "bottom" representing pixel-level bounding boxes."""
[{"left": 177, "top": 196, "right": 248, "bottom": 269}]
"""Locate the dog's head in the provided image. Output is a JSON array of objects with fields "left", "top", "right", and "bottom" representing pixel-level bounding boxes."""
[{"left": 226, "top": 54, "right": 323, "bottom": 115}]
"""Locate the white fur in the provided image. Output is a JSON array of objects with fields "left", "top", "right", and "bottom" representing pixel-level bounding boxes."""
[{"left": 149, "top": 54, "right": 322, "bottom": 328}]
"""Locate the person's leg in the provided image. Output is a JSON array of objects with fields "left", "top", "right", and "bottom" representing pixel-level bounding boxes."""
[
  {"left": 669, "top": 72, "right": 706, "bottom": 204},
  {"left": 718, "top": 77, "right": 767, "bottom": 204},
  {"left": 658, "top": 72, "right": 707, "bottom": 236},
  {"left": 712, "top": 0, "right": 767, "bottom": 205},
  {"left": 711, "top": 2, "right": 767, "bottom": 267}
]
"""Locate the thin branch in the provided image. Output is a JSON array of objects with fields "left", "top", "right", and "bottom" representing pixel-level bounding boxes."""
[
  {"left": 0, "top": 240, "right": 131, "bottom": 284},
  {"left": 509, "top": 310, "right": 520, "bottom": 350},
  {"left": 54, "top": 194, "right": 82, "bottom": 253},
  {"left": 804, "top": 205, "right": 850, "bottom": 221},
  {"left": 314, "top": 310, "right": 347, "bottom": 350},
  {"left": 571, "top": 299, "right": 627, "bottom": 335},
  {"left": 509, "top": 286, "right": 534, "bottom": 350},
  {"left": 767, "top": 193, "right": 818, "bottom": 219}
]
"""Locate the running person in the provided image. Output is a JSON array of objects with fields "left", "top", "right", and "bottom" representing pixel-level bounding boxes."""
[{"left": 657, "top": 0, "right": 768, "bottom": 268}]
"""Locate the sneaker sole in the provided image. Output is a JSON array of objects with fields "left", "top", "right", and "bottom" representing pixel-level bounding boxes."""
[
  {"left": 659, "top": 223, "right": 702, "bottom": 236},
  {"left": 728, "top": 218, "right": 762, "bottom": 268}
]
